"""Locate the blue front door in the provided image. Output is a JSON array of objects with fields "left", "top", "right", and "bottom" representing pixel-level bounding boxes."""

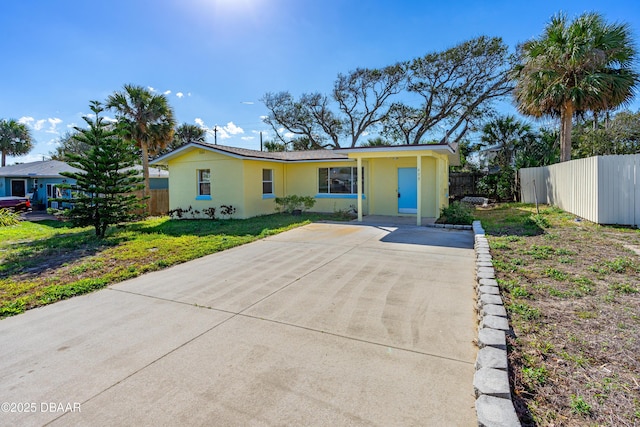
[{"left": 398, "top": 168, "right": 417, "bottom": 213}]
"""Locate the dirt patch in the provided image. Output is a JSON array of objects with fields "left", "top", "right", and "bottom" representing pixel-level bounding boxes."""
[{"left": 476, "top": 205, "right": 640, "bottom": 426}]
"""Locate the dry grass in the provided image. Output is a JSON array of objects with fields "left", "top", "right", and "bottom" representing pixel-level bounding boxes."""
[{"left": 475, "top": 204, "right": 640, "bottom": 426}]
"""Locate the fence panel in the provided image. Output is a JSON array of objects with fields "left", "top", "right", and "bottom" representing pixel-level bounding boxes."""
[
  {"left": 449, "top": 172, "right": 485, "bottom": 198},
  {"left": 133, "top": 189, "right": 169, "bottom": 216},
  {"left": 520, "top": 154, "right": 639, "bottom": 227}
]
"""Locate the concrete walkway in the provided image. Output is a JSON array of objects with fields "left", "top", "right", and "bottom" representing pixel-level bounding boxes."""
[{"left": 0, "top": 223, "right": 477, "bottom": 426}]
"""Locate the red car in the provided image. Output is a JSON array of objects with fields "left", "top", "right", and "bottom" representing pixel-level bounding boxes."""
[{"left": 0, "top": 196, "right": 32, "bottom": 212}]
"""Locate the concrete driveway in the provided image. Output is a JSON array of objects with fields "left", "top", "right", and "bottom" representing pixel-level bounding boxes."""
[{"left": 0, "top": 222, "right": 477, "bottom": 426}]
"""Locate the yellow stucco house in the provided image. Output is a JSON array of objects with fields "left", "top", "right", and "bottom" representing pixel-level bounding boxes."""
[{"left": 151, "top": 142, "right": 459, "bottom": 225}]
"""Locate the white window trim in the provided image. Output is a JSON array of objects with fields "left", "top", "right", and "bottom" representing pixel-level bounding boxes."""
[
  {"left": 318, "top": 167, "right": 362, "bottom": 195},
  {"left": 197, "top": 169, "right": 211, "bottom": 199},
  {"left": 262, "top": 169, "right": 274, "bottom": 196}
]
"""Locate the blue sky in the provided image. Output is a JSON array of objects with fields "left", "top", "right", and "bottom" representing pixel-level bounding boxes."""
[{"left": 2, "top": 0, "right": 639, "bottom": 164}]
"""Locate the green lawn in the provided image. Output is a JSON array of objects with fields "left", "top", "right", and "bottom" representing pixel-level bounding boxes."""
[{"left": 0, "top": 213, "right": 342, "bottom": 318}]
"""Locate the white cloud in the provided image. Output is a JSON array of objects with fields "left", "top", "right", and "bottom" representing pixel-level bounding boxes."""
[
  {"left": 18, "top": 116, "right": 34, "bottom": 126},
  {"left": 241, "top": 101, "right": 254, "bottom": 105},
  {"left": 46, "top": 118, "right": 63, "bottom": 134},
  {"left": 187, "top": 92, "right": 192, "bottom": 97},
  {"left": 194, "top": 118, "right": 207, "bottom": 129},
  {"left": 164, "top": 90, "right": 171, "bottom": 95},
  {"left": 259, "top": 115, "right": 268, "bottom": 120},
  {"left": 66, "top": 123, "right": 77, "bottom": 129},
  {"left": 18, "top": 116, "right": 46, "bottom": 131},
  {"left": 223, "top": 122, "right": 243, "bottom": 136},
  {"left": 176, "top": 92, "right": 184, "bottom": 98},
  {"left": 103, "top": 116, "right": 117, "bottom": 123},
  {"left": 241, "top": 136, "right": 255, "bottom": 141},
  {"left": 148, "top": 86, "right": 156, "bottom": 92},
  {"left": 284, "top": 132, "right": 295, "bottom": 139}
]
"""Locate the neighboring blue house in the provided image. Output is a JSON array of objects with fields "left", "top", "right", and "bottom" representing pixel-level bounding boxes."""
[
  {"left": 0, "top": 160, "right": 168, "bottom": 210},
  {"left": 0, "top": 160, "right": 78, "bottom": 209}
]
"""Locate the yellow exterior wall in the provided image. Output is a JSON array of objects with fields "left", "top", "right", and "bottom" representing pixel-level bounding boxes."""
[
  {"left": 365, "top": 157, "right": 436, "bottom": 217},
  {"left": 242, "top": 160, "right": 285, "bottom": 217},
  {"left": 284, "top": 161, "right": 368, "bottom": 214},
  {"left": 165, "top": 147, "right": 449, "bottom": 219},
  {"left": 167, "top": 148, "right": 246, "bottom": 218}
]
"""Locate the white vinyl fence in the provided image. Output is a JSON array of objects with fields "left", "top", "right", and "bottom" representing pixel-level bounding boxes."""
[{"left": 520, "top": 154, "right": 640, "bottom": 227}]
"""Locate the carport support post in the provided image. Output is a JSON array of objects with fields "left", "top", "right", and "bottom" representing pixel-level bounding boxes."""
[
  {"left": 357, "top": 156, "right": 363, "bottom": 222},
  {"left": 416, "top": 154, "right": 422, "bottom": 226}
]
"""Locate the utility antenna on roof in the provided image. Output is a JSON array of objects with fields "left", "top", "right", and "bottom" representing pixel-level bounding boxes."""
[{"left": 213, "top": 126, "right": 218, "bottom": 145}]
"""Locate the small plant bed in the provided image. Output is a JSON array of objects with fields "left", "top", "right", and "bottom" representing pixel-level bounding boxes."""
[
  {"left": 474, "top": 203, "right": 640, "bottom": 426},
  {"left": 0, "top": 212, "right": 342, "bottom": 318}
]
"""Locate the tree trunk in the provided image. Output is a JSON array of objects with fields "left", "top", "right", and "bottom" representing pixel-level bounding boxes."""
[
  {"left": 141, "top": 143, "right": 151, "bottom": 214},
  {"left": 1, "top": 150, "right": 5, "bottom": 167},
  {"left": 560, "top": 101, "right": 574, "bottom": 162}
]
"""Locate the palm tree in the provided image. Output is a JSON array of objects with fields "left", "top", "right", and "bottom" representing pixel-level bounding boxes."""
[
  {"left": 480, "top": 115, "right": 535, "bottom": 169},
  {"left": 107, "top": 85, "right": 176, "bottom": 198},
  {"left": 0, "top": 119, "right": 34, "bottom": 167},
  {"left": 513, "top": 12, "right": 638, "bottom": 162}
]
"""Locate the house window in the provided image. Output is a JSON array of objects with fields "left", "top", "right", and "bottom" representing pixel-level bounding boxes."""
[
  {"left": 262, "top": 169, "right": 273, "bottom": 195},
  {"left": 47, "top": 184, "right": 62, "bottom": 199},
  {"left": 197, "top": 169, "right": 211, "bottom": 196},
  {"left": 318, "top": 167, "right": 363, "bottom": 194}
]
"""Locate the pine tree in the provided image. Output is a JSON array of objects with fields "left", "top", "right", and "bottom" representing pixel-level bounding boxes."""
[{"left": 60, "top": 101, "right": 145, "bottom": 237}]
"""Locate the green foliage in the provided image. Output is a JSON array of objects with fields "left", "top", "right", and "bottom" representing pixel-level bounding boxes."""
[
  {"left": 508, "top": 302, "right": 541, "bottom": 320},
  {"left": 513, "top": 12, "right": 638, "bottom": 161},
  {"left": 0, "top": 208, "right": 21, "bottom": 227},
  {"left": 570, "top": 395, "right": 592, "bottom": 416},
  {"left": 522, "top": 366, "right": 548, "bottom": 388},
  {"left": 60, "top": 101, "right": 145, "bottom": 237},
  {"left": 477, "top": 168, "right": 516, "bottom": 201},
  {"left": 436, "top": 201, "right": 474, "bottom": 225},
  {"left": 49, "top": 130, "right": 89, "bottom": 161},
  {"left": 275, "top": 195, "right": 316, "bottom": 213},
  {"left": 0, "top": 118, "right": 34, "bottom": 167},
  {"left": 263, "top": 140, "right": 287, "bottom": 152},
  {"left": 526, "top": 214, "right": 550, "bottom": 229},
  {"left": 573, "top": 110, "right": 640, "bottom": 158}
]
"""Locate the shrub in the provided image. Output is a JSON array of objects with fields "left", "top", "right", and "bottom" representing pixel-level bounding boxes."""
[
  {"left": 436, "top": 201, "right": 474, "bottom": 225},
  {"left": 477, "top": 167, "right": 517, "bottom": 201},
  {"left": 275, "top": 195, "right": 316, "bottom": 213},
  {"left": 0, "top": 208, "right": 21, "bottom": 227}
]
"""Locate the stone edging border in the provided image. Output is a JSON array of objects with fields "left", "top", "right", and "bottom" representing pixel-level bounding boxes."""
[{"left": 472, "top": 220, "right": 521, "bottom": 427}]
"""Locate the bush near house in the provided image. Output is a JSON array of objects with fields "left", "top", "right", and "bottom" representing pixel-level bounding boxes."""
[{"left": 274, "top": 195, "right": 316, "bottom": 214}]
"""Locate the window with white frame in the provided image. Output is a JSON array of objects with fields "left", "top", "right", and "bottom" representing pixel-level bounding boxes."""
[
  {"left": 318, "top": 167, "right": 363, "bottom": 194},
  {"left": 197, "top": 169, "right": 211, "bottom": 196},
  {"left": 262, "top": 169, "right": 273, "bottom": 195}
]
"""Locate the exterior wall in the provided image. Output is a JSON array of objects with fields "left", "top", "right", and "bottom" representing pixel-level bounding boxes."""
[
  {"left": 162, "top": 147, "right": 452, "bottom": 220},
  {"left": 366, "top": 157, "right": 439, "bottom": 217},
  {"left": 167, "top": 149, "right": 246, "bottom": 218},
  {"left": 284, "top": 161, "right": 367, "bottom": 214},
  {"left": 520, "top": 154, "right": 640, "bottom": 227},
  {"left": 242, "top": 160, "right": 285, "bottom": 217}
]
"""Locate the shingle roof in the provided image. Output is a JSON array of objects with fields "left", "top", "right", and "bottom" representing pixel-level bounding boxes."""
[
  {"left": 194, "top": 142, "right": 349, "bottom": 161},
  {"left": 155, "top": 141, "right": 455, "bottom": 164},
  {"left": 0, "top": 160, "right": 79, "bottom": 177},
  {"left": 0, "top": 160, "right": 168, "bottom": 178}
]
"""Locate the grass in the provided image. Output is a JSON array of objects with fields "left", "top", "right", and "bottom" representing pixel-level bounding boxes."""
[
  {"left": 0, "top": 212, "right": 341, "bottom": 318},
  {"left": 475, "top": 203, "right": 640, "bottom": 426}
]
